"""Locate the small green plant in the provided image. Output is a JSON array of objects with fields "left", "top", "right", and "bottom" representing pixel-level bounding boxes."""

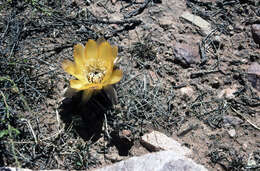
[
  {"left": 0, "top": 125, "right": 20, "bottom": 139},
  {"left": 0, "top": 88, "right": 20, "bottom": 139},
  {"left": 0, "top": 77, "right": 22, "bottom": 167}
]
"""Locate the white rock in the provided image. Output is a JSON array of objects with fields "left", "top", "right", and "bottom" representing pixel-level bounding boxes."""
[
  {"left": 180, "top": 87, "right": 194, "bottom": 97},
  {"left": 110, "top": 14, "right": 122, "bottom": 21},
  {"left": 227, "top": 129, "right": 236, "bottom": 138},
  {"left": 247, "top": 153, "right": 257, "bottom": 167},
  {"left": 2, "top": 169, "right": 62, "bottom": 171},
  {"left": 94, "top": 150, "right": 208, "bottom": 171},
  {"left": 4, "top": 151, "right": 208, "bottom": 171},
  {"left": 180, "top": 11, "right": 211, "bottom": 36},
  {"left": 218, "top": 87, "right": 237, "bottom": 99},
  {"left": 140, "top": 131, "right": 192, "bottom": 156}
]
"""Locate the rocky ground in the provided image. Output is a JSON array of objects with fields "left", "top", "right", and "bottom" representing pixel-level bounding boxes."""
[{"left": 0, "top": 0, "right": 260, "bottom": 170}]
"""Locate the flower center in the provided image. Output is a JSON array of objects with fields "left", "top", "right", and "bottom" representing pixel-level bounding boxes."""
[{"left": 87, "top": 68, "right": 106, "bottom": 83}]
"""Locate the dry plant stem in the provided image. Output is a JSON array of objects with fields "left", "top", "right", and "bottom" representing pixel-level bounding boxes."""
[
  {"left": 0, "top": 91, "right": 21, "bottom": 167},
  {"left": 231, "top": 107, "right": 260, "bottom": 131},
  {"left": 104, "top": 113, "right": 111, "bottom": 140},
  {"left": 121, "top": 74, "right": 142, "bottom": 87},
  {"left": 41, "top": 126, "right": 65, "bottom": 141},
  {"left": 20, "top": 118, "right": 38, "bottom": 144},
  {"left": 56, "top": 107, "right": 61, "bottom": 130}
]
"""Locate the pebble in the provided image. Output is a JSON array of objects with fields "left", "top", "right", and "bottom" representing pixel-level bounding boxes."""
[
  {"left": 247, "top": 153, "right": 257, "bottom": 167},
  {"left": 251, "top": 24, "right": 260, "bottom": 44},
  {"left": 248, "top": 62, "right": 260, "bottom": 92},
  {"left": 173, "top": 43, "right": 200, "bottom": 67},
  {"left": 180, "top": 11, "right": 211, "bottom": 36},
  {"left": 218, "top": 87, "right": 237, "bottom": 99},
  {"left": 227, "top": 129, "right": 236, "bottom": 138},
  {"left": 222, "top": 115, "right": 243, "bottom": 127},
  {"left": 141, "top": 131, "right": 192, "bottom": 156},
  {"left": 180, "top": 86, "right": 194, "bottom": 98},
  {"left": 210, "top": 78, "right": 221, "bottom": 89},
  {"left": 111, "top": 130, "right": 134, "bottom": 156}
]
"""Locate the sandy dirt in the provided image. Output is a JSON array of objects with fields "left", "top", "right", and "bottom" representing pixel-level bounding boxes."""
[{"left": 0, "top": 0, "right": 259, "bottom": 170}]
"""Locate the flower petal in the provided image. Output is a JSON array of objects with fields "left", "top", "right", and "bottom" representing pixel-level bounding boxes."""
[
  {"left": 70, "top": 80, "right": 87, "bottom": 90},
  {"left": 85, "top": 39, "right": 98, "bottom": 62},
  {"left": 98, "top": 41, "right": 114, "bottom": 83},
  {"left": 62, "top": 60, "right": 74, "bottom": 73},
  {"left": 62, "top": 60, "right": 85, "bottom": 80},
  {"left": 105, "top": 69, "right": 123, "bottom": 85},
  {"left": 70, "top": 79, "right": 103, "bottom": 90},
  {"left": 74, "top": 43, "right": 86, "bottom": 67},
  {"left": 98, "top": 41, "right": 113, "bottom": 65},
  {"left": 111, "top": 45, "right": 118, "bottom": 60},
  {"left": 80, "top": 83, "right": 103, "bottom": 90}
]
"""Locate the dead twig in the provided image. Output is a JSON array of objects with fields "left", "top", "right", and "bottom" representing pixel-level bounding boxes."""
[
  {"left": 20, "top": 118, "right": 38, "bottom": 144},
  {"left": 231, "top": 107, "right": 260, "bottom": 131},
  {"left": 190, "top": 70, "right": 219, "bottom": 78},
  {"left": 124, "top": 0, "right": 153, "bottom": 19}
]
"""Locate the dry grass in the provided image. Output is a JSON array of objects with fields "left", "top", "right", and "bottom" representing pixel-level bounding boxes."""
[{"left": 0, "top": 0, "right": 259, "bottom": 170}]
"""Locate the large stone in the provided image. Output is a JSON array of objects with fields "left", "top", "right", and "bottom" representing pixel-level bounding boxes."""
[
  {"left": 251, "top": 24, "right": 260, "bottom": 44},
  {"left": 180, "top": 12, "right": 211, "bottom": 36},
  {"left": 2, "top": 151, "right": 207, "bottom": 171},
  {"left": 0, "top": 169, "right": 62, "bottom": 171},
  {"left": 140, "top": 131, "right": 192, "bottom": 156},
  {"left": 248, "top": 62, "right": 260, "bottom": 91},
  {"left": 173, "top": 43, "right": 200, "bottom": 67},
  {"left": 94, "top": 150, "right": 207, "bottom": 171}
]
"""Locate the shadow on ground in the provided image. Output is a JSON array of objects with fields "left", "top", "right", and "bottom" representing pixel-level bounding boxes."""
[
  {"left": 59, "top": 90, "right": 113, "bottom": 142},
  {"left": 59, "top": 87, "right": 134, "bottom": 155}
]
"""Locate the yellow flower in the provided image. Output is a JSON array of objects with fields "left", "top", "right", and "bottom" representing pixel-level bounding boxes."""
[{"left": 62, "top": 38, "right": 123, "bottom": 101}]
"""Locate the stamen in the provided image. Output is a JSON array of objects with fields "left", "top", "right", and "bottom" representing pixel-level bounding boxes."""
[{"left": 87, "top": 69, "right": 106, "bottom": 83}]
